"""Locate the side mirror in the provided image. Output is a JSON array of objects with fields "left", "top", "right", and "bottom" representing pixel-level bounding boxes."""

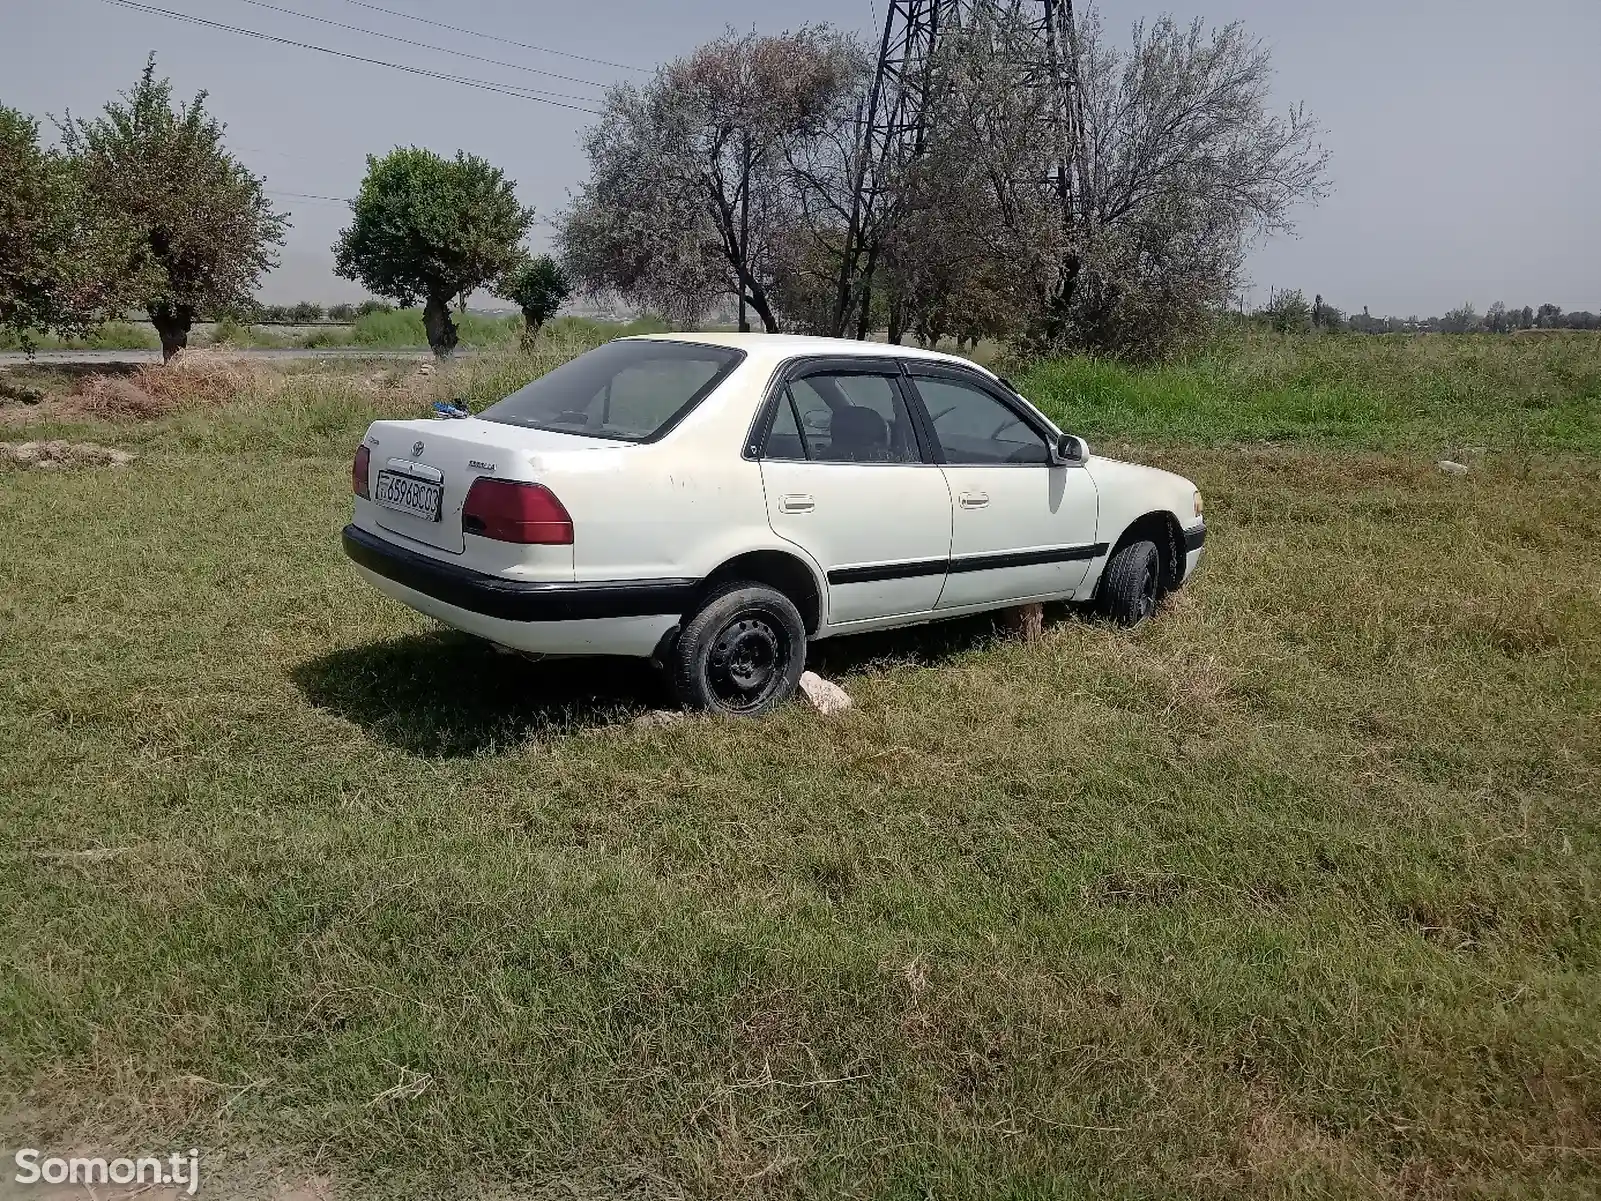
[{"left": 1054, "top": 433, "right": 1090, "bottom": 465}]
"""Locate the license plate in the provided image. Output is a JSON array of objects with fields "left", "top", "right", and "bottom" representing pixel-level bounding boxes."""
[{"left": 374, "top": 470, "right": 443, "bottom": 521}]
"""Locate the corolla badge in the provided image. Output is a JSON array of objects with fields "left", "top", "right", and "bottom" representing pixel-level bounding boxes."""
[{"left": 411, "top": 440, "right": 425, "bottom": 457}]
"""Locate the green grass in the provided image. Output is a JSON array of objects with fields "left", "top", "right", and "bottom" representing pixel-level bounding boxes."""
[
  {"left": 1, "top": 337, "right": 1598, "bottom": 1198},
  {"left": 1018, "top": 330, "right": 1601, "bottom": 452},
  {"left": 0, "top": 320, "right": 160, "bottom": 352}
]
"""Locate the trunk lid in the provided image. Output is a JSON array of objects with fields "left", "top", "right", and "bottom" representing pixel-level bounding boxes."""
[{"left": 360, "top": 417, "right": 619, "bottom": 555}]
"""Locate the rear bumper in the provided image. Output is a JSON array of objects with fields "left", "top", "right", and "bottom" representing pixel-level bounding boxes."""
[{"left": 341, "top": 524, "right": 697, "bottom": 622}]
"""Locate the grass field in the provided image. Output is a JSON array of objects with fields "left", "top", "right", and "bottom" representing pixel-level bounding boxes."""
[{"left": 1, "top": 333, "right": 1598, "bottom": 1198}]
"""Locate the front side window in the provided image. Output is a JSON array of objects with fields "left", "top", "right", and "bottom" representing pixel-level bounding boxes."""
[
  {"left": 479, "top": 339, "right": 743, "bottom": 442},
  {"left": 762, "top": 371, "right": 922, "bottom": 463},
  {"left": 911, "top": 375, "right": 1050, "bottom": 465}
]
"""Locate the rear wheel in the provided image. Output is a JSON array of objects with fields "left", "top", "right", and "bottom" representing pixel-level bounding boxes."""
[
  {"left": 1096, "top": 539, "right": 1162, "bottom": 628},
  {"left": 672, "top": 583, "right": 807, "bottom": 716}
]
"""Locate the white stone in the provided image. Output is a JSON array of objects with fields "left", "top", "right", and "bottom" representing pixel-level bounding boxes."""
[
  {"left": 633, "top": 708, "right": 687, "bottom": 729},
  {"left": 798, "top": 670, "right": 852, "bottom": 714},
  {"left": 1437, "top": 460, "right": 1469, "bottom": 475}
]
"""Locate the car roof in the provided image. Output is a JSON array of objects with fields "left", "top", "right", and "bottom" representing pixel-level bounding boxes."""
[{"left": 623, "top": 331, "right": 994, "bottom": 374}]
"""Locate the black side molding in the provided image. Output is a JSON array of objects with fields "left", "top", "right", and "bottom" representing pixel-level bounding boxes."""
[
  {"left": 342, "top": 524, "right": 698, "bottom": 622},
  {"left": 1183, "top": 524, "right": 1206, "bottom": 553},
  {"left": 826, "top": 543, "right": 1107, "bottom": 586}
]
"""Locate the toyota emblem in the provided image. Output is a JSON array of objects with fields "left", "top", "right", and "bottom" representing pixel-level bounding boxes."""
[{"left": 411, "top": 440, "right": 425, "bottom": 457}]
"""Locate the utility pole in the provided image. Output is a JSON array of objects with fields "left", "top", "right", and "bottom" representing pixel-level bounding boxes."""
[{"left": 844, "top": 0, "right": 1087, "bottom": 339}]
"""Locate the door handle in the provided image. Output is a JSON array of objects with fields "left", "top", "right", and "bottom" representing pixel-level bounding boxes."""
[
  {"left": 958, "top": 491, "right": 990, "bottom": 509},
  {"left": 778, "top": 493, "right": 816, "bottom": 514}
]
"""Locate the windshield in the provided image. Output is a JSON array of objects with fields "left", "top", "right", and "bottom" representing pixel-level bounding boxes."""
[{"left": 477, "top": 339, "right": 744, "bottom": 442}]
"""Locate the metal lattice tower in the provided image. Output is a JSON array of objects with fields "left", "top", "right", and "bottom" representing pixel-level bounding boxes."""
[{"left": 837, "top": 0, "right": 1085, "bottom": 335}]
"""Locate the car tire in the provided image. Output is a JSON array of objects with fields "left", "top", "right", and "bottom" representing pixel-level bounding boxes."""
[
  {"left": 672, "top": 582, "right": 807, "bottom": 716},
  {"left": 1096, "top": 539, "right": 1163, "bottom": 628}
]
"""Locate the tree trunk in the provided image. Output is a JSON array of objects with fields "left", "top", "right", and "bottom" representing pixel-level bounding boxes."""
[
  {"left": 887, "top": 294, "right": 906, "bottom": 346},
  {"left": 424, "top": 295, "right": 459, "bottom": 358},
  {"left": 149, "top": 301, "right": 194, "bottom": 363},
  {"left": 746, "top": 285, "right": 779, "bottom": 334},
  {"left": 853, "top": 246, "right": 878, "bottom": 342},
  {"left": 520, "top": 310, "right": 543, "bottom": 349}
]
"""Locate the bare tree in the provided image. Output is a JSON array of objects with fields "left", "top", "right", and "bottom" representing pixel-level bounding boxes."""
[
  {"left": 560, "top": 27, "right": 862, "bottom": 333},
  {"left": 877, "top": 5, "right": 1329, "bottom": 358}
]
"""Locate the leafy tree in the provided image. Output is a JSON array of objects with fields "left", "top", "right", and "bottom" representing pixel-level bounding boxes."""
[
  {"left": 496, "top": 253, "right": 571, "bottom": 344},
  {"left": 289, "top": 300, "right": 323, "bottom": 322},
  {"left": 334, "top": 147, "right": 532, "bottom": 356},
  {"left": 1440, "top": 303, "right": 1480, "bottom": 334},
  {"left": 355, "top": 299, "right": 393, "bottom": 318},
  {"left": 890, "top": 9, "right": 1328, "bottom": 359},
  {"left": 1262, "top": 288, "right": 1312, "bottom": 334},
  {"left": 560, "top": 27, "right": 862, "bottom": 333},
  {"left": 1485, "top": 300, "right": 1509, "bottom": 333},
  {"left": 0, "top": 105, "right": 143, "bottom": 348},
  {"left": 327, "top": 303, "right": 356, "bottom": 322},
  {"left": 1536, "top": 303, "right": 1563, "bottom": 329},
  {"left": 62, "top": 56, "right": 288, "bottom": 361},
  {"left": 1519, "top": 305, "right": 1535, "bottom": 329}
]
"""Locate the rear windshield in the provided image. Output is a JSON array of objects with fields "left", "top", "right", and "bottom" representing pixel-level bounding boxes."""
[{"left": 477, "top": 339, "right": 744, "bottom": 442}]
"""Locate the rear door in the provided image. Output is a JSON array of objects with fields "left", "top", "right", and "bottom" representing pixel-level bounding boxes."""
[
  {"left": 903, "top": 367, "right": 1100, "bottom": 610},
  {"left": 756, "top": 363, "right": 951, "bottom": 625}
]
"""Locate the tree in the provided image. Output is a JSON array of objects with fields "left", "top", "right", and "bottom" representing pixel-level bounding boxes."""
[
  {"left": 1440, "top": 302, "right": 1480, "bottom": 334},
  {"left": 560, "top": 26, "right": 863, "bottom": 333},
  {"left": 327, "top": 303, "right": 356, "bottom": 322},
  {"left": 290, "top": 300, "right": 323, "bottom": 322},
  {"left": 496, "top": 253, "right": 571, "bottom": 345},
  {"left": 0, "top": 105, "right": 142, "bottom": 347},
  {"left": 1486, "top": 300, "right": 1509, "bottom": 333},
  {"left": 895, "top": 8, "right": 1328, "bottom": 359},
  {"left": 61, "top": 56, "right": 288, "bottom": 361},
  {"left": 1262, "top": 288, "right": 1312, "bottom": 334},
  {"left": 334, "top": 147, "right": 533, "bottom": 356},
  {"left": 1536, "top": 303, "right": 1563, "bottom": 329}
]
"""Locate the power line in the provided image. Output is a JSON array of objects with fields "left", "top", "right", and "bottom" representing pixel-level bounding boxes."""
[
  {"left": 100, "top": 0, "right": 605, "bottom": 114},
  {"left": 235, "top": 0, "right": 611, "bottom": 93},
  {"left": 341, "top": 0, "right": 648, "bottom": 74},
  {"left": 265, "top": 189, "right": 351, "bottom": 203}
]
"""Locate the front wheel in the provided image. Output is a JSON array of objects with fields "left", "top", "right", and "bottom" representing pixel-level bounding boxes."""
[
  {"left": 1096, "top": 539, "right": 1162, "bottom": 628},
  {"left": 672, "top": 583, "right": 807, "bottom": 716}
]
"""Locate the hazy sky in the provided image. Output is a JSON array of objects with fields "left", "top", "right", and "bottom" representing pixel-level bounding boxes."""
[{"left": 8, "top": 0, "right": 1599, "bottom": 314}]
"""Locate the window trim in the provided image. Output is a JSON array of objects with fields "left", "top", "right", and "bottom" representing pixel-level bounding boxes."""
[
  {"left": 479, "top": 338, "right": 746, "bottom": 445},
  {"left": 899, "top": 362, "right": 1059, "bottom": 468},
  {"left": 744, "top": 355, "right": 937, "bottom": 465}
]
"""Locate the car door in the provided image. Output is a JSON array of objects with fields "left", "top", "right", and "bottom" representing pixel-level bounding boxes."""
[
  {"left": 756, "top": 363, "right": 952, "bottom": 625},
  {"left": 904, "top": 367, "right": 1100, "bottom": 611}
]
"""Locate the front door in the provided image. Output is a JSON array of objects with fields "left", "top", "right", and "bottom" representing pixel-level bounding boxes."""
[
  {"left": 904, "top": 370, "right": 1100, "bottom": 611},
  {"left": 758, "top": 367, "right": 951, "bottom": 625}
]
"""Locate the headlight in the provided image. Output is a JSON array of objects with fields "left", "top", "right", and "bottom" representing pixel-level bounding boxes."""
[{"left": 1193, "top": 490, "right": 1204, "bottom": 517}]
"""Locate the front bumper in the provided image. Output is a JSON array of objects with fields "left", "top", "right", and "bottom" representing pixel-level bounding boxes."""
[
  {"left": 1181, "top": 521, "right": 1205, "bottom": 581},
  {"left": 341, "top": 524, "right": 698, "bottom": 622}
]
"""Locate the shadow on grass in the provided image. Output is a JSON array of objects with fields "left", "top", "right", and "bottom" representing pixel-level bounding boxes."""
[
  {"left": 293, "top": 631, "right": 666, "bottom": 757},
  {"left": 295, "top": 608, "right": 1069, "bottom": 757}
]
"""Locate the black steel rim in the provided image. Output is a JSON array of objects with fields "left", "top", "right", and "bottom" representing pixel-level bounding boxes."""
[
  {"left": 1137, "top": 557, "right": 1159, "bottom": 620},
  {"left": 705, "top": 610, "right": 789, "bottom": 711}
]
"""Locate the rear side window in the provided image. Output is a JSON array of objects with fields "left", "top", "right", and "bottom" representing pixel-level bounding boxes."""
[{"left": 478, "top": 339, "right": 743, "bottom": 442}]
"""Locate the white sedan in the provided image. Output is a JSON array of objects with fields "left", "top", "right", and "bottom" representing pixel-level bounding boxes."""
[{"left": 343, "top": 333, "right": 1205, "bottom": 715}]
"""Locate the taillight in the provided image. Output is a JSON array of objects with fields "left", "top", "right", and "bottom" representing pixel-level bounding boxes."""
[
  {"left": 463, "top": 478, "right": 573, "bottom": 544},
  {"left": 352, "top": 444, "right": 371, "bottom": 499}
]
